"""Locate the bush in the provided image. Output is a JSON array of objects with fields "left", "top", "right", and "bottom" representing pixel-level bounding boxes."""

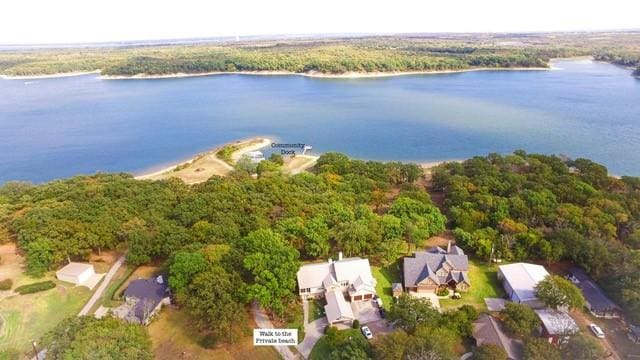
[
  {"left": 436, "top": 288, "right": 450, "bottom": 296},
  {"left": 14, "top": 280, "right": 56, "bottom": 294},
  {"left": 325, "top": 325, "right": 338, "bottom": 335},
  {"left": 352, "top": 319, "right": 360, "bottom": 329},
  {"left": 0, "top": 278, "right": 13, "bottom": 290}
]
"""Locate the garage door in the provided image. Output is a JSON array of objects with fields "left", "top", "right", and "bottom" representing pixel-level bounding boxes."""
[
  {"left": 363, "top": 294, "right": 373, "bottom": 300},
  {"left": 353, "top": 295, "right": 362, "bottom": 301}
]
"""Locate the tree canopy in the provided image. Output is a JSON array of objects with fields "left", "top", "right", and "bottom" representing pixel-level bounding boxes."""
[{"left": 43, "top": 316, "right": 152, "bottom": 360}]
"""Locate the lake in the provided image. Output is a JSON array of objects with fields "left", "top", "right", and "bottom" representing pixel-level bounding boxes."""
[{"left": 0, "top": 60, "right": 639, "bottom": 183}]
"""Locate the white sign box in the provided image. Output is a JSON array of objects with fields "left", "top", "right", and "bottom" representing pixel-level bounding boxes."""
[{"left": 253, "top": 329, "right": 298, "bottom": 346}]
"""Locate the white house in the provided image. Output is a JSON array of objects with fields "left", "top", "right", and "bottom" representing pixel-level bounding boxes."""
[
  {"left": 56, "top": 262, "right": 96, "bottom": 286},
  {"left": 498, "top": 263, "right": 549, "bottom": 308},
  {"left": 297, "top": 253, "right": 377, "bottom": 324},
  {"left": 296, "top": 253, "right": 377, "bottom": 302}
]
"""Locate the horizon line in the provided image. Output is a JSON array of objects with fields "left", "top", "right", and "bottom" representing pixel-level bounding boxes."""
[{"left": 2, "top": 28, "right": 640, "bottom": 49}]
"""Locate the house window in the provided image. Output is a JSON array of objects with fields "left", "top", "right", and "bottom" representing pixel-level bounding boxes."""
[
  {"left": 340, "top": 281, "right": 348, "bottom": 287},
  {"left": 300, "top": 288, "right": 311, "bottom": 293}
]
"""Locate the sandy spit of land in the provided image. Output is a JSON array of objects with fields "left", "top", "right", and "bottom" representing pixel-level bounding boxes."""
[
  {"left": 100, "top": 66, "right": 552, "bottom": 80},
  {"left": 135, "top": 137, "right": 271, "bottom": 184},
  {"left": 0, "top": 70, "right": 101, "bottom": 80}
]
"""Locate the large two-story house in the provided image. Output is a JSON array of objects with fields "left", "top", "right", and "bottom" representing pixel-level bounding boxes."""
[
  {"left": 296, "top": 253, "right": 377, "bottom": 324},
  {"left": 403, "top": 242, "right": 470, "bottom": 294}
]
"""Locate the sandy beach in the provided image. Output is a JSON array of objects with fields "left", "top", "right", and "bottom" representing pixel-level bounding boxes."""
[
  {"left": 1, "top": 62, "right": 564, "bottom": 81},
  {"left": 135, "top": 137, "right": 272, "bottom": 184},
  {"left": 0, "top": 70, "right": 101, "bottom": 80},
  {"left": 99, "top": 66, "right": 551, "bottom": 80}
]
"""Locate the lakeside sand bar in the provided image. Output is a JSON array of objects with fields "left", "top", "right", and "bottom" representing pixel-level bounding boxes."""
[
  {"left": 135, "top": 137, "right": 270, "bottom": 184},
  {"left": 135, "top": 137, "right": 322, "bottom": 184},
  {"left": 135, "top": 135, "right": 463, "bottom": 185},
  {"left": 0, "top": 64, "right": 560, "bottom": 80}
]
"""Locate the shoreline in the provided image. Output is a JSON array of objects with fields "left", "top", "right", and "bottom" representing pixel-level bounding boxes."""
[
  {"left": 134, "top": 136, "right": 460, "bottom": 183},
  {"left": 0, "top": 57, "right": 605, "bottom": 80},
  {"left": 134, "top": 136, "right": 271, "bottom": 181},
  {"left": 0, "top": 70, "right": 100, "bottom": 80},
  {"left": 1, "top": 65, "right": 558, "bottom": 81},
  {"left": 99, "top": 67, "right": 551, "bottom": 80}
]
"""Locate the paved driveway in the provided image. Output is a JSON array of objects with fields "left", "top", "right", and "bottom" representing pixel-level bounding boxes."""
[
  {"left": 78, "top": 255, "right": 125, "bottom": 316},
  {"left": 297, "top": 317, "right": 327, "bottom": 359},
  {"left": 408, "top": 291, "right": 441, "bottom": 308},
  {"left": 351, "top": 300, "right": 381, "bottom": 324}
]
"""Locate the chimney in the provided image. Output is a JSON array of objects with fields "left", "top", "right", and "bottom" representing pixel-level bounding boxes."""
[
  {"left": 447, "top": 240, "right": 451, "bottom": 254},
  {"left": 338, "top": 252, "right": 343, "bottom": 261}
]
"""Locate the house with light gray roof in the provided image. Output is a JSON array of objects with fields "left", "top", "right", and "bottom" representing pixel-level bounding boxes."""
[
  {"left": 296, "top": 252, "right": 377, "bottom": 324},
  {"left": 403, "top": 241, "right": 470, "bottom": 294}
]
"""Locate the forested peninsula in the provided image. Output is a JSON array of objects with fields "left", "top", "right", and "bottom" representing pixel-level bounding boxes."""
[{"left": 1, "top": 32, "right": 640, "bottom": 78}]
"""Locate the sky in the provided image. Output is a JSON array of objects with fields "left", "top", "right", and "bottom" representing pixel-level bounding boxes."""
[{"left": 2, "top": 0, "right": 639, "bottom": 44}]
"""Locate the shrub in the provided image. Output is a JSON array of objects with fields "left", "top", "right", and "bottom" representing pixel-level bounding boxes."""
[
  {"left": 325, "top": 325, "right": 338, "bottom": 335},
  {"left": 436, "top": 288, "right": 450, "bottom": 296},
  {"left": 14, "top": 280, "right": 56, "bottom": 294},
  {"left": 352, "top": 319, "right": 360, "bottom": 329},
  {"left": 0, "top": 278, "right": 12, "bottom": 290}
]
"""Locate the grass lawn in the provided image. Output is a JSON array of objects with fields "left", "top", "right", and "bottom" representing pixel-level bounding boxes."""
[
  {"left": 308, "top": 298, "right": 325, "bottom": 322},
  {"left": 372, "top": 261, "right": 402, "bottom": 308},
  {"left": 0, "top": 282, "right": 91, "bottom": 357},
  {"left": 440, "top": 259, "right": 504, "bottom": 311},
  {"left": 309, "top": 328, "right": 362, "bottom": 360},
  {"left": 148, "top": 307, "right": 279, "bottom": 360},
  {"left": 281, "top": 300, "right": 305, "bottom": 343}
]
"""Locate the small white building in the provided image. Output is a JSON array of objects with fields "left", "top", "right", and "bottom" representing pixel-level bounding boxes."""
[
  {"left": 56, "top": 262, "right": 96, "bottom": 286},
  {"left": 498, "top": 263, "right": 549, "bottom": 308}
]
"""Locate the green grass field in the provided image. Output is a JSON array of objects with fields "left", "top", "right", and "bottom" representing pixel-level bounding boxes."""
[
  {"left": 0, "top": 282, "right": 91, "bottom": 357},
  {"left": 440, "top": 259, "right": 505, "bottom": 311},
  {"left": 372, "top": 261, "right": 402, "bottom": 308}
]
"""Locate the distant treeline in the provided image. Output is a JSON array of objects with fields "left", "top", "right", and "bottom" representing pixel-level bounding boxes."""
[{"left": 1, "top": 32, "right": 640, "bottom": 77}]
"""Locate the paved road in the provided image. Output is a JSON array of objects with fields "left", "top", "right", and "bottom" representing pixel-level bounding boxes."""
[
  {"left": 571, "top": 310, "right": 621, "bottom": 360},
  {"left": 251, "top": 301, "right": 300, "bottom": 360},
  {"left": 78, "top": 255, "right": 125, "bottom": 316}
]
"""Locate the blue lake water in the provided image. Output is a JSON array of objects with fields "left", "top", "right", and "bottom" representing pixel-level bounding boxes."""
[{"left": 0, "top": 59, "right": 639, "bottom": 183}]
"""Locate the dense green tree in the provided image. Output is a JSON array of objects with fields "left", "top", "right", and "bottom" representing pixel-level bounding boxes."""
[
  {"left": 560, "top": 334, "right": 604, "bottom": 360},
  {"left": 44, "top": 316, "right": 152, "bottom": 360},
  {"left": 372, "top": 330, "right": 410, "bottom": 360},
  {"left": 535, "top": 275, "right": 585, "bottom": 310},
  {"left": 186, "top": 266, "right": 248, "bottom": 344},
  {"left": 238, "top": 229, "right": 300, "bottom": 316},
  {"left": 474, "top": 344, "right": 507, "bottom": 360},
  {"left": 24, "top": 238, "right": 54, "bottom": 276},
  {"left": 500, "top": 302, "right": 541, "bottom": 338},
  {"left": 168, "top": 250, "right": 208, "bottom": 302},
  {"left": 388, "top": 294, "right": 441, "bottom": 333},
  {"left": 523, "top": 337, "right": 561, "bottom": 360}
]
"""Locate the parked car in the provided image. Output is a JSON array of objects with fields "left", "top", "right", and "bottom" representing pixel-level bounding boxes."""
[
  {"left": 378, "top": 307, "right": 386, "bottom": 318},
  {"left": 361, "top": 325, "right": 373, "bottom": 339},
  {"left": 589, "top": 324, "right": 605, "bottom": 339}
]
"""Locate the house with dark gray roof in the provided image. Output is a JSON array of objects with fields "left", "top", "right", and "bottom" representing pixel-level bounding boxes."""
[
  {"left": 403, "top": 241, "right": 470, "bottom": 294},
  {"left": 567, "top": 267, "right": 621, "bottom": 318},
  {"left": 473, "top": 314, "right": 523, "bottom": 360},
  {"left": 122, "top": 275, "right": 171, "bottom": 325}
]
